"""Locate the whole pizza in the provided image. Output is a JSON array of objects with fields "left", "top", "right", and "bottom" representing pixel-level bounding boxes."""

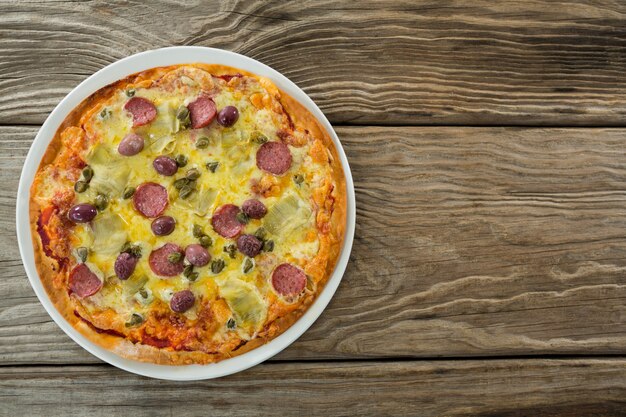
[{"left": 30, "top": 64, "right": 346, "bottom": 364}]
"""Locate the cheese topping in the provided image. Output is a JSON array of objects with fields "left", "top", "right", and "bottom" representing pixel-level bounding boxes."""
[{"left": 67, "top": 68, "right": 328, "bottom": 341}]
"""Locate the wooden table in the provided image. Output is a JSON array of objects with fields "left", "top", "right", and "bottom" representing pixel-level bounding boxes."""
[{"left": 2, "top": 1, "right": 626, "bottom": 415}]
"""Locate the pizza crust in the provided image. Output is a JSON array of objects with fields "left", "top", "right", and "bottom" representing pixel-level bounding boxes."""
[{"left": 29, "top": 64, "right": 347, "bottom": 365}]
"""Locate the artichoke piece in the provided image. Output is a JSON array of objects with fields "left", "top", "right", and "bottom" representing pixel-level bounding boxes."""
[
  {"left": 217, "top": 278, "right": 267, "bottom": 337},
  {"left": 264, "top": 193, "right": 312, "bottom": 235},
  {"left": 91, "top": 212, "right": 128, "bottom": 256},
  {"left": 86, "top": 147, "right": 130, "bottom": 197}
]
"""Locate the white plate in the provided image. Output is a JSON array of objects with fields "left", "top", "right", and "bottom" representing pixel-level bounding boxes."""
[{"left": 15, "top": 46, "right": 356, "bottom": 380}]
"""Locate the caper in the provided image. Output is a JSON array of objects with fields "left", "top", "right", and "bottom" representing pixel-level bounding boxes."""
[
  {"left": 199, "top": 235, "right": 213, "bottom": 248},
  {"left": 82, "top": 166, "right": 94, "bottom": 182},
  {"left": 76, "top": 247, "right": 88, "bottom": 263},
  {"left": 125, "top": 88, "right": 136, "bottom": 97},
  {"left": 168, "top": 252, "right": 182, "bottom": 264},
  {"left": 224, "top": 244, "right": 237, "bottom": 259},
  {"left": 226, "top": 318, "right": 236, "bottom": 330},
  {"left": 243, "top": 258, "right": 254, "bottom": 273},
  {"left": 251, "top": 131, "right": 268, "bottom": 144},
  {"left": 183, "top": 264, "right": 194, "bottom": 278},
  {"left": 74, "top": 180, "right": 89, "bottom": 193},
  {"left": 211, "top": 258, "right": 225, "bottom": 274},
  {"left": 293, "top": 174, "right": 304, "bottom": 185},
  {"left": 125, "top": 313, "right": 144, "bottom": 328},
  {"left": 121, "top": 242, "right": 142, "bottom": 258},
  {"left": 176, "top": 105, "right": 190, "bottom": 121},
  {"left": 138, "top": 288, "right": 148, "bottom": 299},
  {"left": 186, "top": 168, "right": 201, "bottom": 180},
  {"left": 263, "top": 240, "right": 274, "bottom": 252},
  {"left": 192, "top": 224, "right": 204, "bottom": 238},
  {"left": 254, "top": 227, "right": 267, "bottom": 240},
  {"left": 99, "top": 108, "right": 112, "bottom": 119},
  {"left": 195, "top": 136, "right": 210, "bottom": 149},
  {"left": 179, "top": 186, "right": 194, "bottom": 199},
  {"left": 183, "top": 265, "right": 199, "bottom": 281},
  {"left": 175, "top": 154, "right": 188, "bottom": 167},
  {"left": 129, "top": 245, "right": 142, "bottom": 258},
  {"left": 122, "top": 186, "right": 136, "bottom": 199},
  {"left": 94, "top": 193, "right": 108, "bottom": 211},
  {"left": 173, "top": 178, "right": 189, "bottom": 190},
  {"left": 236, "top": 212, "right": 249, "bottom": 225},
  {"left": 206, "top": 161, "right": 219, "bottom": 173}
]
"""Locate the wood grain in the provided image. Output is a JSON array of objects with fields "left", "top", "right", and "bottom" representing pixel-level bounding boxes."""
[
  {"left": 3, "top": 1, "right": 626, "bottom": 125},
  {"left": 2, "top": 125, "right": 626, "bottom": 364},
  {"left": 1, "top": 359, "right": 625, "bottom": 416}
]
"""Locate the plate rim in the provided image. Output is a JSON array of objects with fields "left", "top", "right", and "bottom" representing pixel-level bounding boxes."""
[{"left": 15, "top": 46, "right": 356, "bottom": 381}]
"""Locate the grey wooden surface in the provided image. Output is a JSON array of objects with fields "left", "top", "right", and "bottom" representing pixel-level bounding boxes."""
[{"left": 2, "top": 1, "right": 626, "bottom": 416}]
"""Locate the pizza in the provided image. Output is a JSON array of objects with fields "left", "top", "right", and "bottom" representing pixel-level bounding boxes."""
[{"left": 29, "top": 64, "right": 346, "bottom": 364}]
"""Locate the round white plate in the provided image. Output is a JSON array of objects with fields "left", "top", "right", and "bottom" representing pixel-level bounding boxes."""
[{"left": 15, "top": 46, "right": 355, "bottom": 380}]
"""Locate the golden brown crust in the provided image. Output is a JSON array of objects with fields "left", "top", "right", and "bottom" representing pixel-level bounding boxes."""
[{"left": 29, "top": 64, "right": 347, "bottom": 365}]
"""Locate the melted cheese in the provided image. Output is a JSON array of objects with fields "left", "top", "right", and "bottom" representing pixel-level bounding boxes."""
[{"left": 71, "top": 69, "right": 327, "bottom": 338}]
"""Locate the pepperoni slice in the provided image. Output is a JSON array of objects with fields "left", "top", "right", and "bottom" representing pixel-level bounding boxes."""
[
  {"left": 133, "top": 182, "right": 168, "bottom": 218},
  {"left": 211, "top": 204, "right": 244, "bottom": 238},
  {"left": 148, "top": 243, "right": 185, "bottom": 277},
  {"left": 256, "top": 141, "right": 292, "bottom": 175},
  {"left": 188, "top": 96, "right": 217, "bottom": 129},
  {"left": 124, "top": 97, "right": 157, "bottom": 127},
  {"left": 271, "top": 263, "right": 307, "bottom": 296},
  {"left": 69, "top": 263, "right": 102, "bottom": 298}
]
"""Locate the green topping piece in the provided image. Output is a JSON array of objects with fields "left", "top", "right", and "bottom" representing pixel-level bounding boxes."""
[
  {"left": 121, "top": 241, "right": 142, "bottom": 258},
  {"left": 168, "top": 252, "right": 182, "bottom": 264},
  {"left": 226, "top": 318, "right": 236, "bottom": 330},
  {"left": 122, "top": 186, "right": 136, "bottom": 199},
  {"left": 206, "top": 161, "right": 219, "bottom": 173},
  {"left": 199, "top": 235, "right": 213, "bottom": 248},
  {"left": 179, "top": 186, "right": 194, "bottom": 199},
  {"left": 183, "top": 264, "right": 194, "bottom": 276},
  {"left": 125, "top": 313, "right": 144, "bottom": 328},
  {"left": 175, "top": 154, "right": 188, "bottom": 167},
  {"left": 211, "top": 258, "right": 225, "bottom": 274},
  {"left": 176, "top": 105, "right": 191, "bottom": 130},
  {"left": 192, "top": 224, "right": 204, "bottom": 238},
  {"left": 186, "top": 168, "right": 201, "bottom": 180},
  {"left": 263, "top": 240, "right": 274, "bottom": 252},
  {"left": 224, "top": 244, "right": 237, "bottom": 259},
  {"left": 94, "top": 193, "right": 109, "bottom": 211},
  {"left": 254, "top": 227, "right": 267, "bottom": 240},
  {"left": 243, "top": 258, "right": 254, "bottom": 273},
  {"left": 125, "top": 88, "right": 136, "bottom": 97},
  {"left": 99, "top": 108, "right": 112, "bottom": 120},
  {"left": 251, "top": 131, "right": 268, "bottom": 144},
  {"left": 236, "top": 212, "right": 249, "bottom": 225},
  {"left": 82, "top": 166, "right": 94, "bottom": 182},
  {"left": 138, "top": 288, "right": 148, "bottom": 299},
  {"left": 195, "top": 136, "right": 210, "bottom": 149},
  {"left": 188, "top": 272, "right": 199, "bottom": 281},
  {"left": 176, "top": 105, "right": 189, "bottom": 121},
  {"left": 74, "top": 180, "right": 89, "bottom": 193},
  {"left": 76, "top": 247, "right": 88, "bottom": 263},
  {"left": 293, "top": 174, "right": 304, "bottom": 185},
  {"left": 173, "top": 178, "right": 189, "bottom": 190},
  {"left": 264, "top": 194, "right": 311, "bottom": 235}
]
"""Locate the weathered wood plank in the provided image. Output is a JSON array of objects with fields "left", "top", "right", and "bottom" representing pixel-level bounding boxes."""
[
  {"left": 3, "top": 1, "right": 626, "bottom": 125},
  {"left": 2, "top": 126, "right": 626, "bottom": 364},
  {"left": 1, "top": 359, "right": 625, "bottom": 416}
]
